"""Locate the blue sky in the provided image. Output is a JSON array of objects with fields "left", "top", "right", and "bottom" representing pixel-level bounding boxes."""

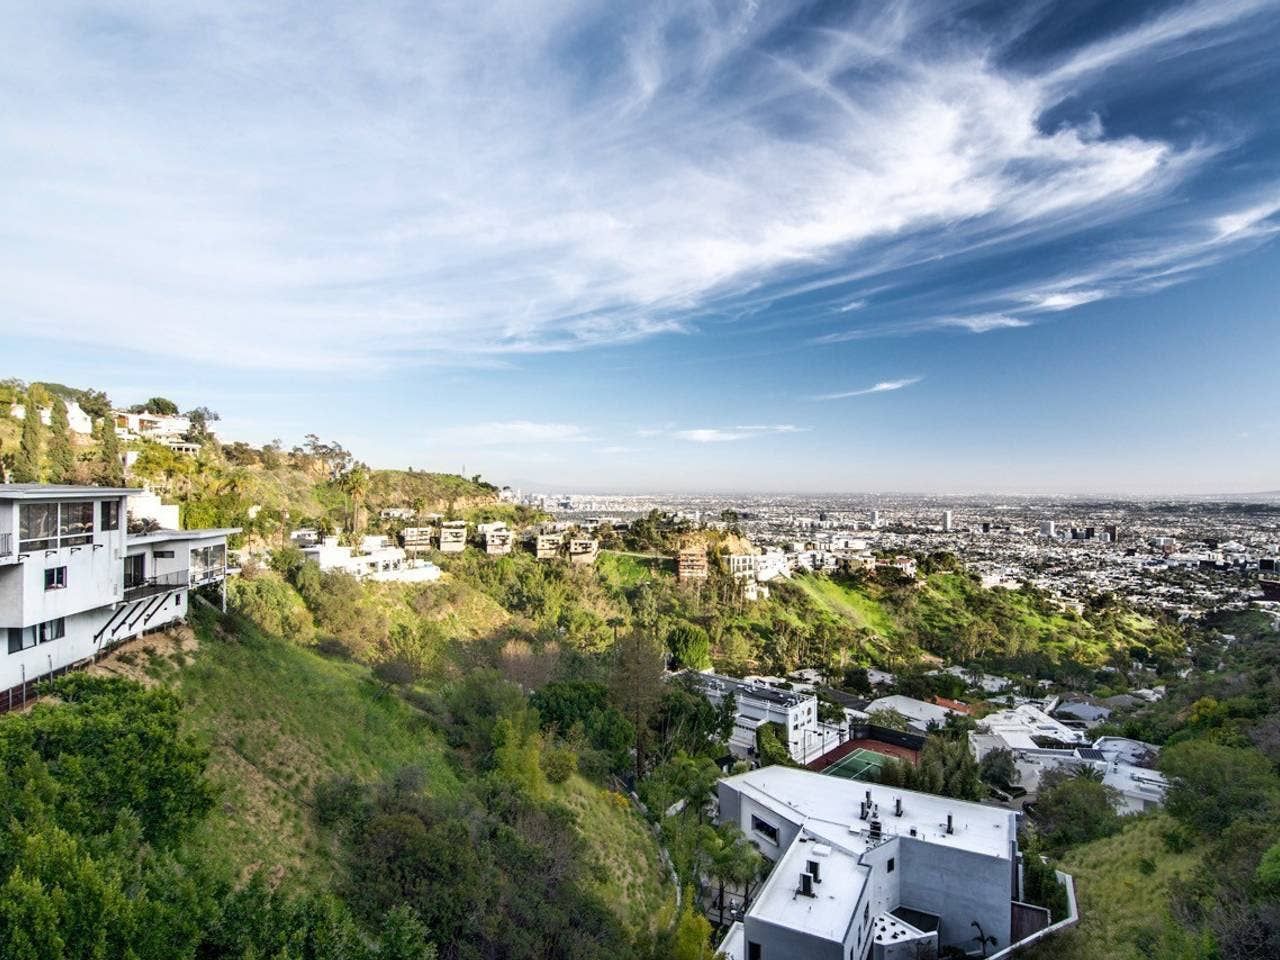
[{"left": 2, "top": 0, "right": 1279, "bottom": 494}]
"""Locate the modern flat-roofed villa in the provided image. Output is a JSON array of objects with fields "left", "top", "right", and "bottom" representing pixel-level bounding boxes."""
[
  {"left": 0, "top": 484, "right": 238, "bottom": 710},
  {"left": 690, "top": 672, "right": 845, "bottom": 765},
  {"left": 716, "top": 766, "right": 1073, "bottom": 960}
]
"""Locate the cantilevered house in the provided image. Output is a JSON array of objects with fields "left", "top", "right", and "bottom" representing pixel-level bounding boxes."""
[{"left": 1, "top": 484, "right": 237, "bottom": 710}]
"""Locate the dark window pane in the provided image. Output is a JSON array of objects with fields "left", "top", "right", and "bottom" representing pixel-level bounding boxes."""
[
  {"left": 101, "top": 500, "right": 120, "bottom": 531},
  {"left": 59, "top": 501, "right": 95, "bottom": 545},
  {"left": 19, "top": 503, "right": 57, "bottom": 550}
]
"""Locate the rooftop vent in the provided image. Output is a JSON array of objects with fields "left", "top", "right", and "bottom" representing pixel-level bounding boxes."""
[
  {"left": 946, "top": 813, "right": 954, "bottom": 835},
  {"left": 806, "top": 859, "right": 822, "bottom": 883},
  {"left": 869, "top": 819, "right": 882, "bottom": 841},
  {"left": 894, "top": 796, "right": 903, "bottom": 817}
]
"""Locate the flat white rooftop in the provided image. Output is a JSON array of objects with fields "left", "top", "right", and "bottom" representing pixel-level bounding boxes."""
[
  {"left": 751, "top": 831, "right": 867, "bottom": 942},
  {"left": 723, "top": 766, "right": 1016, "bottom": 861}
]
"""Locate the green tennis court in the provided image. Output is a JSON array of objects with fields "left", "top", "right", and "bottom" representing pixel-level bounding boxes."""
[{"left": 822, "top": 747, "right": 893, "bottom": 781}]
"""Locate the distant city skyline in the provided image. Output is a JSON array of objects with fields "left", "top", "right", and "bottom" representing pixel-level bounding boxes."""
[{"left": 3, "top": 1, "right": 1279, "bottom": 493}]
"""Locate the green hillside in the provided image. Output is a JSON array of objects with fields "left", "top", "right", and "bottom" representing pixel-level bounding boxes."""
[
  {"left": 1028, "top": 815, "right": 1205, "bottom": 960},
  {"left": 177, "top": 603, "right": 461, "bottom": 886}
]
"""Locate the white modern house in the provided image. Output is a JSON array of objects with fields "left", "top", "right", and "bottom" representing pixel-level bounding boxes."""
[
  {"left": 1, "top": 484, "right": 237, "bottom": 710},
  {"left": 865, "top": 695, "right": 963, "bottom": 734},
  {"left": 10, "top": 400, "right": 95, "bottom": 435},
  {"left": 691, "top": 672, "right": 845, "bottom": 765},
  {"left": 300, "top": 535, "right": 441, "bottom": 583},
  {"left": 971, "top": 716, "right": 1167, "bottom": 815},
  {"left": 715, "top": 766, "right": 1060, "bottom": 960},
  {"left": 113, "top": 410, "right": 192, "bottom": 440}
]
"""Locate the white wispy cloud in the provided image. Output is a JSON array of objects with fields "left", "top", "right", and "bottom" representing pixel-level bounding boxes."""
[
  {"left": 673, "top": 429, "right": 748, "bottom": 443},
  {"left": 668, "top": 424, "right": 808, "bottom": 443},
  {"left": 0, "top": 1, "right": 1275, "bottom": 368},
  {"left": 935, "top": 314, "right": 1032, "bottom": 333},
  {"left": 813, "top": 377, "right": 922, "bottom": 401},
  {"left": 429, "top": 421, "right": 591, "bottom": 445}
]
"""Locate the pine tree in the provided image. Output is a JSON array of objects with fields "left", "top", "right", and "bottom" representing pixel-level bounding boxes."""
[
  {"left": 47, "top": 397, "right": 74, "bottom": 483},
  {"left": 93, "top": 417, "right": 124, "bottom": 486},
  {"left": 12, "top": 395, "right": 42, "bottom": 482}
]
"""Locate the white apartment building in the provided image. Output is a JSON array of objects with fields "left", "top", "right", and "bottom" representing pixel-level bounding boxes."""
[
  {"left": 568, "top": 538, "right": 599, "bottom": 565},
  {"left": 438, "top": 520, "right": 468, "bottom": 553},
  {"left": 716, "top": 767, "right": 1048, "bottom": 960},
  {"left": 691, "top": 672, "right": 845, "bottom": 765},
  {"left": 1, "top": 484, "right": 236, "bottom": 710},
  {"left": 477, "top": 522, "right": 513, "bottom": 556}
]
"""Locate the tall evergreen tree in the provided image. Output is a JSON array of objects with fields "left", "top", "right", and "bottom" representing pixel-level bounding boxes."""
[
  {"left": 12, "top": 395, "right": 42, "bottom": 482},
  {"left": 47, "top": 397, "right": 75, "bottom": 483},
  {"left": 93, "top": 416, "right": 124, "bottom": 486}
]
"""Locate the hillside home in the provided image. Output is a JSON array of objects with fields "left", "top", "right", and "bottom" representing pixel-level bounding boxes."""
[
  {"left": 690, "top": 672, "right": 845, "bottom": 765},
  {"left": 479, "top": 522, "right": 513, "bottom": 556},
  {"left": 113, "top": 410, "right": 192, "bottom": 441},
  {"left": 380, "top": 507, "right": 417, "bottom": 521},
  {"left": 401, "top": 526, "right": 435, "bottom": 553},
  {"left": 568, "top": 538, "right": 598, "bottom": 565},
  {"left": 438, "top": 520, "right": 468, "bottom": 553},
  {"left": 677, "top": 546, "right": 709, "bottom": 580},
  {"left": 10, "top": 400, "right": 94, "bottom": 435},
  {"left": 300, "top": 535, "right": 440, "bottom": 583},
  {"left": 715, "top": 767, "right": 1054, "bottom": 960},
  {"left": 1, "top": 484, "right": 236, "bottom": 710},
  {"left": 535, "top": 532, "right": 564, "bottom": 561},
  {"left": 865, "top": 695, "right": 961, "bottom": 734}
]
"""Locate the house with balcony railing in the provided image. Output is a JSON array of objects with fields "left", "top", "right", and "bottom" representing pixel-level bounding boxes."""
[{"left": 0, "top": 484, "right": 238, "bottom": 711}]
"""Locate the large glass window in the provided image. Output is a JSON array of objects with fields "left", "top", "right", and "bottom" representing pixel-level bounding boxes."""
[
  {"left": 39, "top": 618, "right": 65, "bottom": 642},
  {"left": 59, "top": 501, "right": 95, "bottom": 545},
  {"left": 18, "top": 503, "right": 57, "bottom": 551},
  {"left": 191, "top": 543, "right": 227, "bottom": 581},
  {"left": 101, "top": 500, "right": 120, "bottom": 531},
  {"left": 19, "top": 501, "right": 99, "bottom": 550},
  {"left": 124, "top": 554, "right": 146, "bottom": 589},
  {"left": 7, "top": 627, "right": 37, "bottom": 654}
]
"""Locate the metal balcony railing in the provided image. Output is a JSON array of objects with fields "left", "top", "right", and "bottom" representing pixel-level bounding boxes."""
[
  {"left": 0, "top": 532, "right": 11, "bottom": 558},
  {"left": 190, "top": 564, "right": 228, "bottom": 586},
  {"left": 123, "top": 569, "right": 189, "bottom": 601}
]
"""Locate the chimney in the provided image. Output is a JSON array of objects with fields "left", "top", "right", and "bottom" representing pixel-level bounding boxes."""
[
  {"left": 894, "top": 796, "right": 903, "bottom": 817},
  {"left": 807, "top": 860, "right": 821, "bottom": 883},
  {"left": 799, "top": 872, "right": 815, "bottom": 898},
  {"left": 946, "top": 813, "right": 954, "bottom": 835}
]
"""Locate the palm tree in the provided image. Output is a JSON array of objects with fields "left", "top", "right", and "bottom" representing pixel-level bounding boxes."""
[
  {"left": 606, "top": 616, "right": 625, "bottom": 644},
  {"left": 340, "top": 465, "right": 370, "bottom": 533}
]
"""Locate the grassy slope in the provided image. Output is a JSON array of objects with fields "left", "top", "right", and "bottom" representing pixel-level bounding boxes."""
[
  {"left": 170, "top": 602, "right": 669, "bottom": 938},
  {"left": 176, "top": 604, "right": 460, "bottom": 887},
  {"left": 1028, "top": 815, "right": 1204, "bottom": 960},
  {"left": 549, "top": 774, "right": 674, "bottom": 937},
  {"left": 598, "top": 550, "right": 676, "bottom": 589},
  {"left": 794, "top": 575, "right": 899, "bottom": 638}
]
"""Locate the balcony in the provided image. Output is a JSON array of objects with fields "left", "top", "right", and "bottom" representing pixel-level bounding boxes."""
[
  {"left": 123, "top": 569, "right": 189, "bottom": 601},
  {"left": 190, "top": 564, "right": 228, "bottom": 586}
]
